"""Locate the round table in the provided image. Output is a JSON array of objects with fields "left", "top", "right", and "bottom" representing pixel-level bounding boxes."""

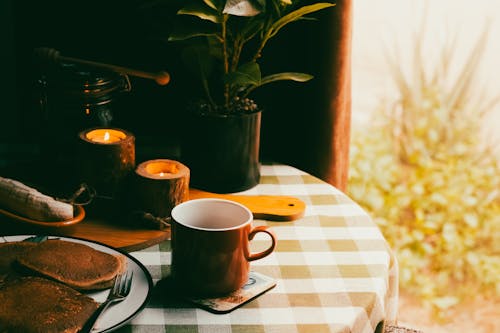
[{"left": 123, "top": 164, "right": 399, "bottom": 333}]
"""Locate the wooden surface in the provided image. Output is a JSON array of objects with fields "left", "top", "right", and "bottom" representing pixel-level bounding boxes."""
[
  {"left": 0, "top": 188, "right": 306, "bottom": 252},
  {"left": 189, "top": 189, "right": 305, "bottom": 221},
  {"left": 62, "top": 217, "right": 170, "bottom": 252}
]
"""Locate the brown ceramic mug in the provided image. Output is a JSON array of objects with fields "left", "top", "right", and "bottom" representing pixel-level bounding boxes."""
[{"left": 170, "top": 198, "right": 276, "bottom": 296}]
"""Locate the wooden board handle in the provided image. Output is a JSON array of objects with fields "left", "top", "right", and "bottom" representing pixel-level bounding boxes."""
[{"left": 188, "top": 188, "right": 305, "bottom": 221}]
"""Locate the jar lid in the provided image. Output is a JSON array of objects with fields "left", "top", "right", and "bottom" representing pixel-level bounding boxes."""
[{"left": 43, "top": 63, "right": 130, "bottom": 102}]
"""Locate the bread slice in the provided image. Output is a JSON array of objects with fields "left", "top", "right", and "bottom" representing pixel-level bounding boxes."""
[
  {"left": 0, "top": 241, "right": 38, "bottom": 285},
  {"left": 16, "top": 239, "right": 127, "bottom": 290},
  {"left": 0, "top": 276, "right": 99, "bottom": 333}
]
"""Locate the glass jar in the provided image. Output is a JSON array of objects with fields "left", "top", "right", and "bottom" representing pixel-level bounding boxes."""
[{"left": 37, "top": 63, "right": 131, "bottom": 163}]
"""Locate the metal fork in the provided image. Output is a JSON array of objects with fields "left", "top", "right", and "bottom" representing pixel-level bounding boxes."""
[{"left": 82, "top": 270, "right": 134, "bottom": 332}]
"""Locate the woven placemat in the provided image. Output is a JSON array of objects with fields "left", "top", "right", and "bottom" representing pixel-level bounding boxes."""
[{"left": 186, "top": 271, "right": 276, "bottom": 313}]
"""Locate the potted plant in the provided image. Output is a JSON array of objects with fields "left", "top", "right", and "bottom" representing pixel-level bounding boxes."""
[{"left": 168, "top": 0, "right": 335, "bottom": 193}]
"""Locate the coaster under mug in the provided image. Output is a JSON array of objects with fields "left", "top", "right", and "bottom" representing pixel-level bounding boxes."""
[{"left": 185, "top": 271, "right": 276, "bottom": 313}]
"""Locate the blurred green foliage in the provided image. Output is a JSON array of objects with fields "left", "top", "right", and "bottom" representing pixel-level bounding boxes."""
[{"left": 348, "top": 27, "right": 500, "bottom": 317}]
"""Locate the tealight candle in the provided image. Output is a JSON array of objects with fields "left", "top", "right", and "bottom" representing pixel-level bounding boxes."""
[
  {"left": 133, "top": 159, "right": 190, "bottom": 218},
  {"left": 78, "top": 128, "right": 135, "bottom": 200},
  {"left": 144, "top": 160, "right": 180, "bottom": 178},
  {"left": 85, "top": 129, "right": 126, "bottom": 144}
]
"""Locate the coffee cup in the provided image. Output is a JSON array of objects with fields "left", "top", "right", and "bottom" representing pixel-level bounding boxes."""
[{"left": 170, "top": 198, "right": 277, "bottom": 296}]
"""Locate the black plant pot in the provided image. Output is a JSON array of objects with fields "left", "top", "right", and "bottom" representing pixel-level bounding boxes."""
[{"left": 181, "top": 109, "right": 261, "bottom": 193}]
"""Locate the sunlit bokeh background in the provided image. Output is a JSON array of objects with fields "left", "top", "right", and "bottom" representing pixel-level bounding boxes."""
[
  {"left": 350, "top": 1, "right": 500, "bottom": 332},
  {"left": 352, "top": 0, "right": 500, "bottom": 139}
]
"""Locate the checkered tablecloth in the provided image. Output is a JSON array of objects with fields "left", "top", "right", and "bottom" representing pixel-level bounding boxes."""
[{"left": 124, "top": 164, "right": 399, "bottom": 333}]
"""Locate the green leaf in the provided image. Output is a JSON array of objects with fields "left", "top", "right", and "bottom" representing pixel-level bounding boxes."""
[
  {"left": 254, "top": 0, "right": 266, "bottom": 7},
  {"left": 168, "top": 19, "right": 219, "bottom": 41},
  {"left": 269, "top": 3, "right": 335, "bottom": 38},
  {"left": 223, "top": 0, "right": 262, "bottom": 16},
  {"left": 181, "top": 43, "right": 214, "bottom": 80},
  {"left": 207, "top": 35, "right": 224, "bottom": 59},
  {"left": 168, "top": 30, "right": 217, "bottom": 41},
  {"left": 181, "top": 42, "right": 216, "bottom": 103},
  {"left": 203, "top": 0, "right": 218, "bottom": 10},
  {"left": 178, "top": 3, "right": 222, "bottom": 23},
  {"left": 240, "top": 16, "right": 265, "bottom": 41},
  {"left": 224, "top": 62, "right": 261, "bottom": 86},
  {"left": 260, "top": 72, "right": 313, "bottom": 85},
  {"left": 244, "top": 72, "right": 313, "bottom": 96},
  {"left": 207, "top": 0, "right": 227, "bottom": 11}
]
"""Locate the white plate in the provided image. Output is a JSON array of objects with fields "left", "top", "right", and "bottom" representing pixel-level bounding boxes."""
[{"left": 1, "top": 235, "right": 153, "bottom": 333}]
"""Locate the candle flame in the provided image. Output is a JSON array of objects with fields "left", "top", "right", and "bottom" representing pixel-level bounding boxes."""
[
  {"left": 104, "top": 131, "right": 110, "bottom": 142},
  {"left": 159, "top": 172, "right": 165, "bottom": 177}
]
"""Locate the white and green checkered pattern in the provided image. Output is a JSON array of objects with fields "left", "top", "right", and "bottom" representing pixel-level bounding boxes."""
[{"left": 124, "top": 164, "right": 398, "bottom": 333}]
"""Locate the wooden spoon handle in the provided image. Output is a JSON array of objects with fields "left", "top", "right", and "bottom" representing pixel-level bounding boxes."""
[{"left": 188, "top": 188, "right": 305, "bottom": 221}]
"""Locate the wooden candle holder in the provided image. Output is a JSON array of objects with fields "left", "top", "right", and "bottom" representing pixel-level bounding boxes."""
[
  {"left": 78, "top": 128, "right": 135, "bottom": 199},
  {"left": 134, "top": 159, "right": 190, "bottom": 218}
]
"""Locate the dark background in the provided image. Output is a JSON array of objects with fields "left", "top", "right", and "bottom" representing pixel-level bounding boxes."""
[
  {"left": 1, "top": 0, "right": 341, "bottom": 182},
  {"left": 2, "top": 0, "right": 186, "bottom": 154}
]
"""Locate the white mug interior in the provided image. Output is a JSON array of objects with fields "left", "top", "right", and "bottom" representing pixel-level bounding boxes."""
[{"left": 171, "top": 198, "right": 252, "bottom": 231}]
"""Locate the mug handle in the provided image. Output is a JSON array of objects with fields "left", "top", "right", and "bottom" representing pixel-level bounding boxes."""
[{"left": 247, "top": 226, "right": 277, "bottom": 261}]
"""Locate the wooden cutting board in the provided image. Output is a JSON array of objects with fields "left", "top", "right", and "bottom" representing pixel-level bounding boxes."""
[{"left": 0, "top": 189, "right": 305, "bottom": 252}]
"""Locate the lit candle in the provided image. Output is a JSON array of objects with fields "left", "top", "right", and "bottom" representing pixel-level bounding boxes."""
[
  {"left": 144, "top": 160, "right": 180, "bottom": 178},
  {"left": 133, "top": 159, "right": 190, "bottom": 218},
  {"left": 85, "top": 129, "right": 126, "bottom": 144},
  {"left": 78, "top": 128, "right": 135, "bottom": 200}
]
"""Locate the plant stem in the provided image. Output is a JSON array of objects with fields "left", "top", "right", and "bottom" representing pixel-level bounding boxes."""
[
  {"left": 222, "top": 14, "right": 230, "bottom": 107},
  {"left": 252, "top": 29, "right": 272, "bottom": 62},
  {"left": 252, "top": 38, "right": 266, "bottom": 61},
  {"left": 231, "top": 37, "right": 243, "bottom": 72}
]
